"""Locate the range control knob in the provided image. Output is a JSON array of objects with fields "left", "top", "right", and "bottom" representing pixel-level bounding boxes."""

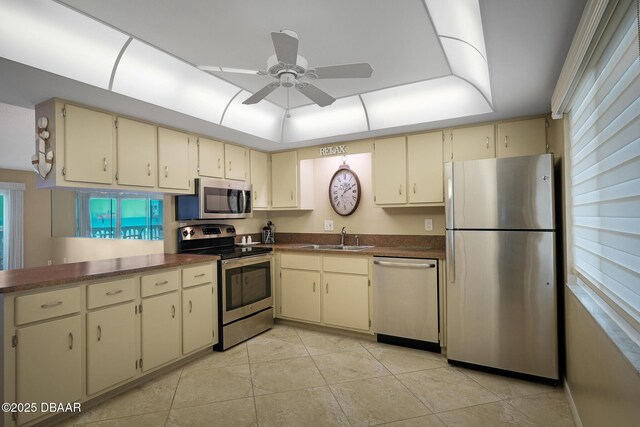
[
  {"left": 182, "top": 230, "right": 189, "bottom": 237},
  {"left": 189, "top": 230, "right": 195, "bottom": 236}
]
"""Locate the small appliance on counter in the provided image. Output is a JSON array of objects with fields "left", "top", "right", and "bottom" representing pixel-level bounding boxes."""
[{"left": 262, "top": 221, "right": 275, "bottom": 244}]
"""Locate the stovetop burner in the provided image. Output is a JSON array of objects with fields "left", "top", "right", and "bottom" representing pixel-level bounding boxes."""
[{"left": 177, "top": 224, "right": 272, "bottom": 260}]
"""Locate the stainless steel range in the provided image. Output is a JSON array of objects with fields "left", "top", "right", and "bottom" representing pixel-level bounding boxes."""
[{"left": 177, "top": 224, "right": 273, "bottom": 350}]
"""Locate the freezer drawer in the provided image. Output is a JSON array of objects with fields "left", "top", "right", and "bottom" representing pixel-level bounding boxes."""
[
  {"left": 446, "top": 230, "right": 558, "bottom": 379},
  {"left": 373, "top": 257, "right": 438, "bottom": 343}
]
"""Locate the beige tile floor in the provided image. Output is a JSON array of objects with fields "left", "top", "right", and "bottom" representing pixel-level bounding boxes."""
[{"left": 58, "top": 323, "right": 575, "bottom": 426}]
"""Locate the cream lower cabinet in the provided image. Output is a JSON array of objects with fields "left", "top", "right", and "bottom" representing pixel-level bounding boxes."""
[
  {"left": 141, "top": 291, "right": 181, "bottom": 372},
  {"left": 281, "top": 269, "right": 321, "bottom": 322},
  {"left": 15, "top": 315, "right": 82, "bottom": 425},
  {"left": 86, "top": 303, "right": 137, "bottom": 395},
  {"left": 182, "top": 284, "right": 214, "bottom": 354}
]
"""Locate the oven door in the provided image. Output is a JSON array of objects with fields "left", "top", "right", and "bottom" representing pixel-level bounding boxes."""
[{"left": 221, "top": 254, "right": 272, "bottom": 325}]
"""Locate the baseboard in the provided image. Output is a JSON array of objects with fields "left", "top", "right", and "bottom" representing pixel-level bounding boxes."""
[{"left": 564, "top": 377, "right": 583, "bottom": 427}]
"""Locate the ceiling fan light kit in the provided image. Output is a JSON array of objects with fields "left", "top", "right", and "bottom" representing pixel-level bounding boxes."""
[{"left": 199, "top": 29, "right": 374, "bottom": 108}]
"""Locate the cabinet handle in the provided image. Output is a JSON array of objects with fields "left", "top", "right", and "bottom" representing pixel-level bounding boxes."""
[
  {"left": 41, "top": 301, "right": 63, "bottom": 309},
  {"left": 189, "top": 300, "right": 193, "bottom": 313},
  {"left": 398, "top": 185, "right": 402, "bottom": 195},
  {"left": 228, "top": 160, "right": 232, "bottom": 171},
  {"left": 147, "top": 163, "right": 151, "bottom": 176},
  {"left": 450, "top": 151, "right": 453, "bottom": 160},
  {"left": 486, "top": 137, "right": 489, "bottom": 149},
  {"left": 194, "top": 273, "right": 205, "bottom": 278},
  {"left": 106, "top": 289, "right": 123, "bottom": 296},
  {"left": 326, "top": 283, "right": 329, "bottom": 294},
  {"left": 103, "top": 157, "right": 107, "bottom": 172},
  {"left": 504, "top": 136, "right": 508, "bottom": 148},
  {"left": 97, "top": 325, "right": 102, "bottom": 341},
  {"left": 313, "top": 282, "right": 316, "bottom": 292},
  {"left": 155, "top": 280, "right": 169, "bottom": 286},
  {"left": 413, "top": 183, "right": 416, "bottom": 194},
  {"left": 171, "top": 305, "right": 176, "bottom": 318},
  {"left": 68, "top": 332, "right": 74, "bottom": 350},
  {"left": 164, "top": 165, "right": 169, "bottom": 178},
  {"left": 290, "top": 191, "right": 294, "bottom": 200},
  {"left": 218, "top": 158, "right": 221, "bottom": 169}
]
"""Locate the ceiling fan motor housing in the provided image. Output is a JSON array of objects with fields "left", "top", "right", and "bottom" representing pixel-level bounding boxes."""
[{"left": 279, "top": 72, "right": 296, "bottom": 87}]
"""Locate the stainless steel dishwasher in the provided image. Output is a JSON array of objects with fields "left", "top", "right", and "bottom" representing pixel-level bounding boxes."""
[{"left": 373, "top": 257, "right": 439, "bottom": 350}]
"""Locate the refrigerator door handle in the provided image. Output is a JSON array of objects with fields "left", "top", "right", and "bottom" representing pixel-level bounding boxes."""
[
  {"left": 445, "top": 162, "right": 454, "bottom": 230},
  {"left": 446, "top": 230, "right": 455, "bottom": 283}
]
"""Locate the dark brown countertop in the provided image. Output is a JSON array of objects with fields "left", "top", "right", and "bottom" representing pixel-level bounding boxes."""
[
  {"left": 266, "top": 243, "right": 445, "bottom": 260},
  {"left": 0, "top": 254, "right": 220, "bottom": 294}
]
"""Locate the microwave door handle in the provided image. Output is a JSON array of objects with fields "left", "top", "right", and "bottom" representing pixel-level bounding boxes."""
[{"left": 241, "top": 189, "right": 247, "bottom": 213}]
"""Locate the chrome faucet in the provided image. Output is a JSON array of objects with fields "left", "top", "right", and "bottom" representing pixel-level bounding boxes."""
[{"left": 340, "top": 227, "right": 347, "bottom": 246}]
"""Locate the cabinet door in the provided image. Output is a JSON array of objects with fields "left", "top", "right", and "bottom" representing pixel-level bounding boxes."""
[
  {"left": 408, "top": 132, "right": 444, "bottom": 203},
  {"left": 450, "top": 125, "right": 495, "bottom": 161},
  {"left": 64, "top": 104, "right": 113, "bottom": 184},
  {"left": 198, "top": 137, "right": 224, "bottom": 178},
  {"left": 16, "top": 316, "right": 81, "bottom": 424},
  {"left": 158, "top": 127, "right": 190, "bottom": 190},
  {"left": 250, "top": 150, "right": 269, "bottom": 209},
  {"left": 225, "top": 144, "right": 248, "bottom": 181},
  {"left": 281, "top": 269, "right": 321, "bottom": 323},
  {"left": 374, "top": 137, "right": 406, "bottom": 204},
  {"left": 141, "top": 291, "right": 180, "bottom": 371},
  {"left": 323, "top": 273, "right": 369, "bottom": 331},
  {"left": 182, "top": 284, "right": 214, "bottom": 354},
  {"left": 271, "top": 151, "right": 298, "bottom": 208},
  {"left": 116, "top": 117, "right": 156, "bottom": 187},
  {"left": 497, "top": 118, "right": 547, "bottom": 158},
  {"left": 86, "top": 303, "right": 136, "bottom": 395}
]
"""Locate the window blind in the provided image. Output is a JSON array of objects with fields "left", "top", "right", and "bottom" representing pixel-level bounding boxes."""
[{"left": 568, "top": 0, "right": 640, "bottom": 331}]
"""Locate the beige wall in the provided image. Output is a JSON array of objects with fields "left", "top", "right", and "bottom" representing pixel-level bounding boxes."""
[
  {"left": 50, "top": 237, "right": 164, "bottom": 264},
  {"left": 268, "top": 145, "right": 445, "bottom": 236},
  {"left": 0, "top": 169, "right": 51, "bottom": 268}
]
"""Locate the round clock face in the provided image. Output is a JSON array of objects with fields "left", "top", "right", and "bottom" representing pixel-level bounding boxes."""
[{"left": 329, "top": 166, "right": 361, "bottom": 216}]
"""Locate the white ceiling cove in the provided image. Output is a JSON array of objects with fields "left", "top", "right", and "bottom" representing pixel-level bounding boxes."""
[{"left": 0, "top": 0, "right": 585, "bottom": 154}]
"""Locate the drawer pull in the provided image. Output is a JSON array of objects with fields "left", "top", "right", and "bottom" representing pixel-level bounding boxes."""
[
  {"left": 171, "top": 305, "right": 176, "bottom": 318},
  {"left": 106, "top": 289, "right": 123, "bottom": 296},
  {"left": 97, "top": 325, "right": 102, "bottom": 341},
  {"left": 189, "top": 300, "right": 193, "bottom": 313},
  {"left": 41, "top": 301, "right": 63, "bottom": 309},
  {"left": 194, "top": 273, "right": 206, "bottom": 278},
  {"left": 155, "top": 280, "right": 169, "bottom": 286},
  {"left": 69, "top": 332, "right": 74, "bottom": 350}
]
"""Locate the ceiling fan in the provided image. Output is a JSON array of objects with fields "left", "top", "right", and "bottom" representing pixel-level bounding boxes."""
[{"left": 198, "top": 30, "right": 373, "bottom": 112}]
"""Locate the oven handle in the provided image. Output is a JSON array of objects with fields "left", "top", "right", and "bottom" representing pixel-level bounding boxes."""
[{"left": 221, "top": 253, "right": 273, "bottom": 268}]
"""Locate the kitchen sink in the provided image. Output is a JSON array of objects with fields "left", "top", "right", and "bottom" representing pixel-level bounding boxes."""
[{"left": 298, "top": 244, "right": 375, "bottom": 251}]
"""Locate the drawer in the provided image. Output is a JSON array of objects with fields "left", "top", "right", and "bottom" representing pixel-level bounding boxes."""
[
  {"left": 281, "top": 253, "right": 321, "bottom": 270},
  {"left": 87, "top": 277, "right": 137, "bottom": 309},
  {"left": 182, "top": 264, "right": 214, "bottom": 288},
  {"left": 15, "top": 287, "right": 81, "bottom": 326},
  {"left": 141, "top": 269, "right": 180, "bottom": 298},
  {"left": 323, "top": 256, "right": 369, "bottom": 275}
]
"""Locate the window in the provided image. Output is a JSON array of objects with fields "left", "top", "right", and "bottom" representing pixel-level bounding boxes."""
[
  {"left": 77, "top": 192, "right": 163, "bottom": 240},
  {"left": 566, "top": 0, "right": 639, "bottom": 332},
  {"left": 0, "top": 182, "right": 25, "bottom": 270}
]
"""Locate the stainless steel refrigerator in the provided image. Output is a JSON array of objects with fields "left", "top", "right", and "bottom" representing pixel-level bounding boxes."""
[{"left": 445, "top": 154, "right": 558, "bottom": 381}]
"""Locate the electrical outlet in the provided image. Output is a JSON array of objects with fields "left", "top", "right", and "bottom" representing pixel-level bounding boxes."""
[
  {"left": 63, "top": 257, "right": 67, "bottom": 263},
  {"left": 424, "top": 218, "right": 433, "bottom": 231},
  {"left": 324, "top": 220, "right": 334, "bottom": 231},
  {"left": 47, "top": 260, "right": 52, "bottom": 266}
]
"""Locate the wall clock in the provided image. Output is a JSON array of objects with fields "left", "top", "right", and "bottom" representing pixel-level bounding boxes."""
[{"left": 329, "top": 162, "right": 361, "bottom": 216}]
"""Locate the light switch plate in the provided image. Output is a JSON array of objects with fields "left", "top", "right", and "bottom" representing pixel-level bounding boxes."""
[
  {"left": 424, "top": 219, "right": 433, "bottom": 231},
  {"left": 324, "top": 220, "right": 334, "bottom": 231}
]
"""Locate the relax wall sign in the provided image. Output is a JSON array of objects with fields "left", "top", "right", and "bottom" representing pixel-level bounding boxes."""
[{"left": 319, "top": 145, "right": 346, "bottom": 156}]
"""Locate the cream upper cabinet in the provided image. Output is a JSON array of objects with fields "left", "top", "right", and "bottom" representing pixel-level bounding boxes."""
[
  {"left": 116, "top": 117, "right": 156, "bottom": 187},
  {"left": 224, "top": 144, "right": 248, "bottom": 181},
  {"left": 198, "top": 137, "right": 225, "bottom": 178},
  {"left": 373, "top": 136, "right": 407, "bottom": 204},
  {"left": 250, "top": 150, "right": 269, "bottom": 209},
  {"left": 182, "top": 283, "right": 214, "bottom": 354},
  {"left": 86, "top": 302, "right": 137, "bottom": 395},
  {"left": 497, "top": 117, "right": 547, "bottom": 158},
  {"left": 445, "top": 124, "right": 495, "bottom": 162},
  {"left": 407, "top": 131, "right": 444, "bottom": 204},
  {"left": 64, "top": 104, "right": 114, "bottom": 184},
  {"left": 15, "top": 315, "right": 82, "bottom": 424},
  {"left": 271, "top": 151, "right": 298, "bottom": 208},
  {"left": 281, "top": 269, "right": 321, "bottom": 323},
  {"left": 141, "top": 290, "right": 181, "bottom": 371},
  {"left": 158, "top": 127, "right": 190, "bottom": 190}
]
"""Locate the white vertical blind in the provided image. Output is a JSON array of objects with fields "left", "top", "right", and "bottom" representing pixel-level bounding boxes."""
[
  {"left": 0, "top": 182, "right": 25, "bottom": 270},
  {"left": 568, "top": 0, "right": 640, "bottom": 330}
]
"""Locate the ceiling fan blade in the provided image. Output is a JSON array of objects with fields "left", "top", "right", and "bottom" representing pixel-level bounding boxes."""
[
  {"left": 309, "top": 63, "right": 373, "bottom": 79},
  {"left": 271, "top": 31, "right": 298, "bottom": 65},
  {"left": 295, "top": 83, "right": 335, "bottom": 107},
  {"left": 198, "top": 66, "right": 266, "bottom": 75},
  {"left": 242, "top": 82, "right": 280, "bottom": 105}
]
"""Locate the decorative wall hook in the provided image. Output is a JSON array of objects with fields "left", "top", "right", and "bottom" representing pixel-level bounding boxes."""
[{"left": 32, "top": 116, "right": 54, "bottom": 179}]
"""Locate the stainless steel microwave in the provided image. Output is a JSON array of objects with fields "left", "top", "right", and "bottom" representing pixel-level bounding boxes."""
[{"left": 175, "top": 178, "right": 252, "bottom": 220}]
